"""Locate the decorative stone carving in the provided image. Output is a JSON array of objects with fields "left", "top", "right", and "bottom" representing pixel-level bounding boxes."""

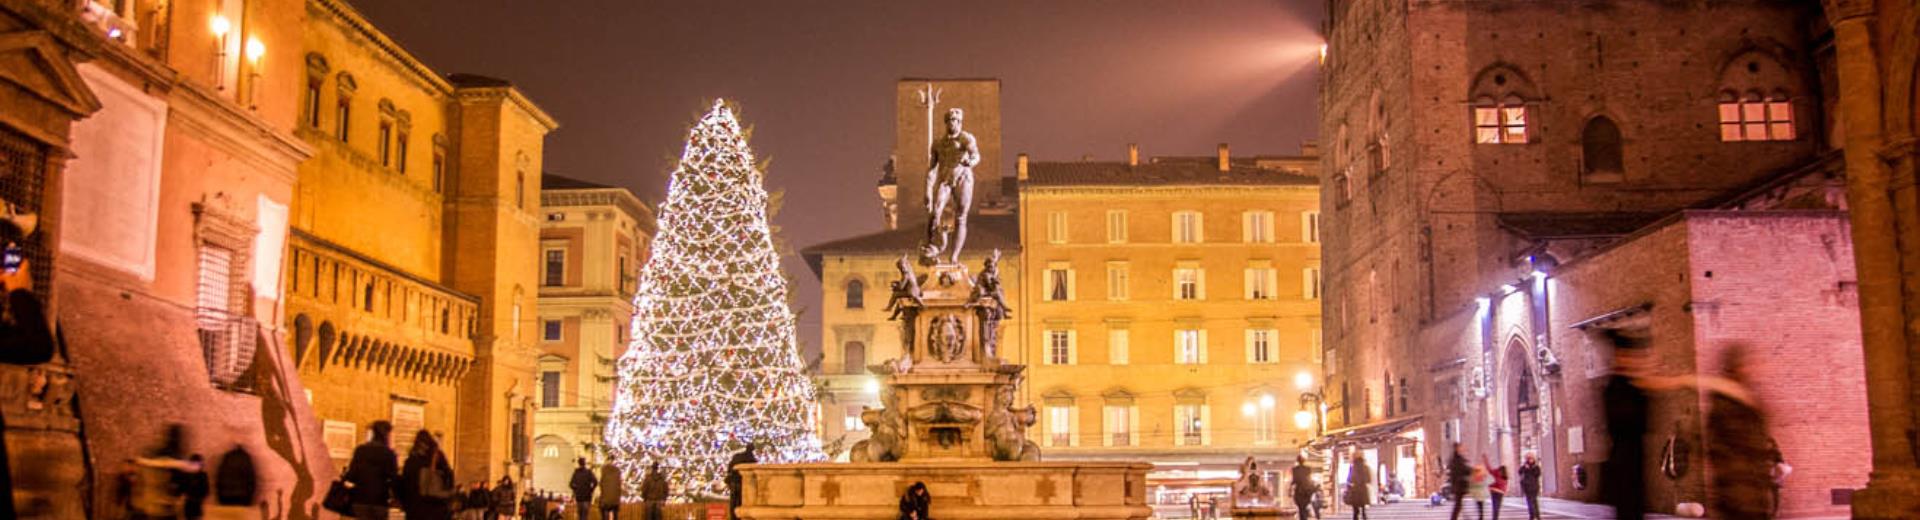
[
  {"left": 986, "top": 366, "right": 1040, "bottom": 461},
  {"left": 1231, "top": 456, "right": 1276, "bottom": 507},
  {"left": 929, "top": 314, "right": 967, "bottom": 363},
  {"left": 884, "top": 255, "right": 924, "bottom": 352},
  {"left": 970, "top": 249, "right": 1012, "bottom": 360}
]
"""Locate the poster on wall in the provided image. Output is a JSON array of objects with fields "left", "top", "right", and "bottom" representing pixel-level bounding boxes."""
[
  {"left": 393, "top": 401, "right": 425, "bottom": 453},
  {"left": 323, "top": 420, "right": 357, "bottom": 460}
]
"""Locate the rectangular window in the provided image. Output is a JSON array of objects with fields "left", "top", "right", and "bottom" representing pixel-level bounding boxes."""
[
  {"left": 1173, "top": 211, "right": 1204, "bottom": 243},
  {"left": 431, "top": 150, "right": 446, "bottom": 193},
  {"left": 844, "top": 407, "right": 867, "bottom": 432},
  {"left": 1047, "top": 405, "right": 1075, "bottom": 447},
  {"left": 543, "top": 249, "right": 566, "bottom": 287},
  {"left": 1106, "top": 262, "right": 1129, "bottom": 301},
  {"left": 1302, "top": 211, "right": 1321, "bottom": 243},
  {"left": 1108, "top": 328, "right": 1129, "bottom": 365},
  {"left": 1244, "top": 211, "right": 1274, "bottom": 243},
  {"left": 1251, "top": 397, "right": 1276, "bottom": 443},
  {"left": 196, "top": 245, "right": 235, "bottom": 316},
  {"left": 335, "top": 100, "right": 351, "bottom": 142},
  {"left": 395, "top": 132, "right": 410, "bottom": 174},
  {"left": 1248, "top": 329, "right": 1274, "bottom": 364},
  {"left": 1104, "top": 405, "right": 1134, "bottom": 447},
  {"left": 542, "top": 319, "right": 562, "bottom": 342},
  {"left": 1046, "top": 329, "right": 1075, "bottom": 365},
  {"left": 1326, "top": 347, "right": 1338, "bottom": 377},
  {"left": 303, "top": 81, "right": 322, "bottom": 128},
  {"left": 1176, "top": 329, "right": 1204, "bottom": 364},
  {"left": 1176, "top": 404, "right": 1206, "bottom": 446},
  {"left": 1106, "top": 210, "right": 1128, "bottom": 243},
  {"left": 540, "top": 371, "right": 561, "bottom": 408},
  {"left": 1175, "top": 267, "right": 1203, "bottom": 300},
  {"left": 1045, "top": 265, "right": 1074, "bottom": 301},
  {"left": 378, "top": 121, "right": 392, "bottom": 167},
  {"left": 1246, "top": 267, "right": 1276, "bottom": 300},
  {"left": 1047, "top": 211, "right": 1069, "bottom": 244},
  {"left": 1303, "top": 268, "right": 1322, "bottom": 300},
  {"left": 1474, "top": 105, "right": 1527, "bottom": 144},
  {"left": 1719, "top": 98, "right": 1796, "bottom": 142}
]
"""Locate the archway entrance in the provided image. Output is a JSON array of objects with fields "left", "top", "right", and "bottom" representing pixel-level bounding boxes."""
[
  {"left": 531, "top": 435, "right": 576, "bottom": 493},
  {"left": 1500, "top": 338, "right": 1555, "bottom": 493}
]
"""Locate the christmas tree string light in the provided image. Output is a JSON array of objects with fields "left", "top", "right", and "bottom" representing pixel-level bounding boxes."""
[{"left": 607, "top": 100, "right": 824, "bottom": 500}]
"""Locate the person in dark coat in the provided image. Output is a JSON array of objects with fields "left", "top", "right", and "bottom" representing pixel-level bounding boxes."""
[
  {"left": 570, "top": 458, "right": 599, "bottom": 520},
  {"left": 466, "top": 482, "right": 494, "bottom": 520},
  {"left": 898, "top": 481, "right": 931, "bottom": 520},
  {"left": 1518, "top": 452, "right": 1543, "bottom": 520},
  {"left": 397, "top": 430, "right": 455, "bottom": 519},
  {"left": 491, "top": 476, "right": 516, "bottom": 520},
  {"left": 640, "top": 462, "right": 670, "bottom": 520},
  {"left": 1291, "top": 454, "right": 1318, "bottom": 520},
  {"left": 177, "top": 454, "right": 210, "bottom": 520},
  {"left": 1346, "top": 453, "right": 1372, "bottom": 520},
  {"left": 343, "top": 421, "right": 400, "bottom": 520},
  {"left": 1601, "top": 331, "right": 1652, "bottom": 520},
  {"left": 1447, "top": 444, "right": 1472, "bottom": 520},
  {"left": 1705, "top": 347, "right": 1776, "bottom": 520},
  {"left": 725, "top": 444, "right": 759, "bottom": 520}
]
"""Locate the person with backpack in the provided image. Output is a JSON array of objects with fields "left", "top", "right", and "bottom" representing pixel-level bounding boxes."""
[{"left": 398, "top": 430, "right": 456, "bottom": 519}]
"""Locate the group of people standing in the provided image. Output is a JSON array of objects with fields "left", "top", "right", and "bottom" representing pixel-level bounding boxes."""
[
  {"left": 336, "top": 420, "right": 672, "bottom": 520},
  {"left": 1436, "top": 444, "right": 1543, "bottom": 520}
]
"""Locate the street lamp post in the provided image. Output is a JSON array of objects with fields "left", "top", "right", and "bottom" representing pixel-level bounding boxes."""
[{"left": 1294, "top": 371, "right": 1325, "bottom": 442}]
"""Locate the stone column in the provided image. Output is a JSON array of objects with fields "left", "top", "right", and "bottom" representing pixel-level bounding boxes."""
[{"left": 1831, "top": 3, "right": 1920, "bottom": 517}]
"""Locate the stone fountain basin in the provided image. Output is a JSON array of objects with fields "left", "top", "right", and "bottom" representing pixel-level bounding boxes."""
[{"left": 736, "top": 461, "right": 1154, "bottom": 519}]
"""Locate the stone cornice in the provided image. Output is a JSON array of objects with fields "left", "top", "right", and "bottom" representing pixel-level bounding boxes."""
[
  {"left": 166, "top": 77, "right": 313, "bottom": 183},
  {"left": 306, "top": 0, "right": 455, "bottom": 96},
  {"left": 541, "top": 189, "right": 652, "bottom": 223},
  {"left": 453, "top": 85, "right": 559, "bottom": 131},
  {"left": 1022, "top": 184, "right": 1320, "bottom": 198}
]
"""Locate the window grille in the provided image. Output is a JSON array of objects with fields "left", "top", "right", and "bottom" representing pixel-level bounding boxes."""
[{"left": 0, "top": 126, "right": 52, "bottom": 296}]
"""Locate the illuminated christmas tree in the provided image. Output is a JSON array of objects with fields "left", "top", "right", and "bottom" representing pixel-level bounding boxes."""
[{"left": 607, "top": 100, "right": 824, "bottom": 499}]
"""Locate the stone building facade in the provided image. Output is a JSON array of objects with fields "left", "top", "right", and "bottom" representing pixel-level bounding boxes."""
[
  {"left": 285, "top": 0, "right": 555, "bottom": 483},
  {"left": 0, "top": 0, "right": 336, "bottom": 516},
  {"left": 529, "top": 174, "right": 653, "bottom": 492},
  {"left": 1017, "top": 146, "right": 1320, "bottom": 512},
  {"left": 1316, "top": 0, "right": 1876, "bottom": 517}
]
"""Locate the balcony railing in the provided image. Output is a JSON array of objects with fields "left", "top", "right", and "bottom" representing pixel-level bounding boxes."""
[{"left": 197, "top": 307, "right": 260, "bottom": 393}]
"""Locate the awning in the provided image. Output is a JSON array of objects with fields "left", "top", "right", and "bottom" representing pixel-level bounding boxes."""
[{"left": 1310, "top": 416, "right": 1424, "bottom": 449}]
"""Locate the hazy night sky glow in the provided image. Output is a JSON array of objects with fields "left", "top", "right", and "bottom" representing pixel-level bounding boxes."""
[{"left": 349, "top": 0, "right": 1326, "bottom": 349}]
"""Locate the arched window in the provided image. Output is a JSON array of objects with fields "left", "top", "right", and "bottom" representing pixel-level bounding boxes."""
[
  {"left": 1469, "top": 65, "right": 1539, "bottom": 145},
  {"left": 845, "top": 279, "right": 865, "bottom": 309},
  {"left": 842, "top": 341, "right": 866, "bottom": 375},
  {"left": 1368, "top": 92, "right": 1389, "bottom": 175},
  {"left": 1716, "top": 49, "right": 1798, "bottom": 142},
  {"left": 1582, "top": 116, "right": 1624, "bottom": 183}
]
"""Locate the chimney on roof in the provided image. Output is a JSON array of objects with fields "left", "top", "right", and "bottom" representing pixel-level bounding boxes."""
[
  {"left": 1217, "top": 143, "right": 1230, "bottom": 172},
  {"left": 1128, "top": 143, "right": 1140, "bottom": 167},
  {"left": 1017, "top": 153, "right": 1029, "bottom": 180}
]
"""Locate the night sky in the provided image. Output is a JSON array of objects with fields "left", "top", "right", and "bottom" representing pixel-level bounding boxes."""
[{"left": 350, "top": 0, "right": 1326, "bottom": 350}]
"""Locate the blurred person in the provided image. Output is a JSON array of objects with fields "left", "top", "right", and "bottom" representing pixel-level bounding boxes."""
[
  {"left": 464, "top": 482, "right": 493, "bottom": 520},
  {"left": 1345, "top": 453, "right": 1371, "bottom": 520},
  {"left": 570, "top": 458, "right": 598, "bottom": 520},
  {"left": 897, "top": 481, "right": 930, "bottom": 520},
  {"left": 1518, "top": 453, "right": 1543, "bottom": 520},
  {"left": 131, "top": 424, "right": 194, "bottom": 520},
  {"left": 398, "top": 430, "right": 455, "bottom": 519},
  {"left": 1447, "top": 444, "right": 1471, "bottom": 520},
  {"left": 1768, "top": 439, "right": 1790, "bottom": 518},
  {"left": 1291, "top": 454, "right": 1318, "bottom": 520},
  {"left": 1466, "top": 465, "right": 1492, "bottom": 520},
  {"left": 725, "top": 444, "right": 758, "bottom": 520},
  {"left": 1703, "top": 346, "right": 1777, "bottom": 520},
  {"left": 1601, "top": 330, "right": 1653, "bottom": 520},
  {"left": 491, "top": 475, "right": 516, "bottom": 520},
  {"left": 342, "top": 420, "right": 399, "bottom": 520},
  {"left": 641, "top": 462, "right": 670, "bottom": 520},
  {"left": 177, "top": 454, "right": 210, "bottom": 520},
  {"left": 600, "top": 462, "right": 626, "bottom": 520},
  {"left": 1487, "top": 461, "right": 1509, "bottom": 520}
]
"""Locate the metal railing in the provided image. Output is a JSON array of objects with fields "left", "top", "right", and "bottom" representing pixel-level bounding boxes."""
[{"left": 197, "top": 307, "right": 260, "bottom": 393}]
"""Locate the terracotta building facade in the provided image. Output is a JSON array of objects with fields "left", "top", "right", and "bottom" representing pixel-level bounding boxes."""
[
  {"left": 1316, "top": 0, "right": 1873, "bottom": 517},
  {"left": 285, "top": 0, "right": 557, "bottom": 484},
  {"left": 529, "top": 174, "right": 654, "bottom": 492}
]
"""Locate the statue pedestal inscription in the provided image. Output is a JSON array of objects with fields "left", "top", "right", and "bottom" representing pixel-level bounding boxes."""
[{"left": 738, "top": 254, "right": 1150, "bottom": 519}]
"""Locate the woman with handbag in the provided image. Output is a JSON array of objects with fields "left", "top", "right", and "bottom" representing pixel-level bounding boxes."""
[{"left": 398, "top": 430, "right": 456, "bottom": 520}]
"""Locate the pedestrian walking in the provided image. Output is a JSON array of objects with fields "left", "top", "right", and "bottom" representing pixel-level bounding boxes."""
[
  {"left": 600, "top": 462, "right": 627, "bottom": 520},
  {"left": 132, "top": 424, "right": 195, "bottom": 520},
  {"left": 1487, "top": 462, "right": 1509, "bottom": 520},
  {"left": 177, "top": 454, "right": 210, "bottom": 520},
  {"left": 491, "top": 476, "right": 517, "bottom": 520},
  {"left": 1447, "top": 444, "right": 1472, "bottom": 520},
  {"left": 1345, "top": 453, "right": 1372, "bottom": 520},
  {"left": 1291, "top": 454, "right": 1318, "bottom": 520},
  {"left": 1466, "top": 465, "right": 1492, "bottom": 520},
  {"left": 897, "top": 481, "right": 931, "bottom": 520},
  {"left": 1768, "top": 440, "right": 1791, "bottom": 518},
  {"left": 398, "top": 430, "right": 456, "bottom": 520},
  {"left": 1704, "top": 347, "right": 1777, "bottom": 520},
  {"left": 342, "top": 421, "right": 400, "bottom": 520},
  {"left": 464, "top": 482, "right": 493, "bottom": 520},
  {"left": 640, "top": 462, "right": 669, "bottom": 520},
  {"left": 1518, "top": 453, "right": 1543, "bottom": 520},
  {"left": 570, "top": 458, "right": 598, "bottom": 520},
  {"left": 725, "top": 444, "right": 758, "bottom": 520},
  {"left": 1601, "top": 330, "right": 1653, "bottom": 520}
]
